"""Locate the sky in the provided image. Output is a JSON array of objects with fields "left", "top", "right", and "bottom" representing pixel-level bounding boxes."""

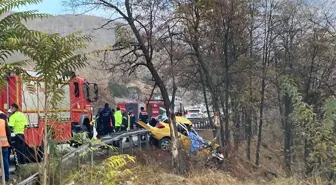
[{"left": 16, "top": 0, "right": 108, "bottom": 17}]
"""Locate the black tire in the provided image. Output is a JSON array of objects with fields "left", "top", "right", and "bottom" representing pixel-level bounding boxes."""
[
  {"left": 159, "top": 138, "right": 171, "bottom": 150},
  {"left": 149, "top": 136, "right": 158, "bottom": 146}
]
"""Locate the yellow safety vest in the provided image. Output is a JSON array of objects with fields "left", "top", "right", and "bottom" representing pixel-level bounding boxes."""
[
  {"left": 8, "top": 111, "right": 27, "bottom": 134},
  {"left": 0, "top": 119, "right": 9, "bottom": 147},
  {"left": 114, "top": 111, "right": 122, "bottom": 127}
]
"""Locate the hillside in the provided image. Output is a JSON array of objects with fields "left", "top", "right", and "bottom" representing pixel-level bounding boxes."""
[
  {"left": 4, "top": 13, "right": 195, "bottom": 108},
  {"left": 5, "top": 14, "right": 142, "bottom": 108}
]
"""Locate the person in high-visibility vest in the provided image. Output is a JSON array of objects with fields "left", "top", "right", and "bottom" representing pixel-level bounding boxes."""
[
  {"left": 8, "top": 103, "right": 27, "bottom": 164},
  {"left": 0, "top": 111, "right": 11, "bottom": 182},
  {"left": 114, "top": 107, "right": 123, "bottom": 132}
]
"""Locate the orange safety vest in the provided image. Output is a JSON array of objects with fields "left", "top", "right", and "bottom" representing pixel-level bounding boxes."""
[{"left": 0, "top": 119, "right": 9, "bottom": 147}]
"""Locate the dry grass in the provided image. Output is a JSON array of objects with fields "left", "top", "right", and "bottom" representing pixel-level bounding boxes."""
[
  {"left": 132, "top": 164, "right": 321, "bottom": 185},
  {"left": 61, "top": 130, "right": 327, "bottom": 185},
  {"left": 126, "top": 135, "right": 324, "bottom": 185}
]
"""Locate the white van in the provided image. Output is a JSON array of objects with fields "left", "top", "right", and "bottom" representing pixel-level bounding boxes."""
[{"left": 186, "top": 108, "right": 205, "bottom": 119}]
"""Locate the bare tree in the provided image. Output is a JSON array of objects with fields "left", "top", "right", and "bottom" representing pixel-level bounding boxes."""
[{"left": 64, "top": 0, "right": 186, "bottom": 174}]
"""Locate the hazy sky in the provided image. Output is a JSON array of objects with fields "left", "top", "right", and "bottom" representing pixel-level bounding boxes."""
[{"left": 16, "top": 0, "right": 108, "bottom": 17}]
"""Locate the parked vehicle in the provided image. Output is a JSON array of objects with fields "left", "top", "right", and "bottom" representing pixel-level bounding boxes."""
[
  {"left": 145, "top": 96, "right": 185, "bottom": 118},
  {"left": 186, "top": 108, "right": 205, "bottom": 119},
  {"left": 137, "top": 116, "right": 192, "bottom": 150},
  {"left": 0, "top": 71, "right": 98, "bottom": 161},
  {"left": 117, "top": 102, "right": 144, "bottom": 119},
  {"left": 137, "top": 117, "right": 224, "bottom": 169}
]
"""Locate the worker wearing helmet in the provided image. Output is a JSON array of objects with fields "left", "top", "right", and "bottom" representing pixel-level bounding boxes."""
[
  {"left": 0, "top": 111, "right": 11, "bottom": 182},
  {"left": 8, "top": 103, "right": 27, "bottom": 164},
  {"left": 114, "top": 107, "right": 123, "bottom": 132},
  {"left": 7, "top": 109, "right": 12, "bottom": 119}
]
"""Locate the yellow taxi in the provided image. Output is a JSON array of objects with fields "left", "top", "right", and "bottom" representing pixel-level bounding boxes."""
[{"left": 136, "top": 116, "right": 193, "bottom": 150}]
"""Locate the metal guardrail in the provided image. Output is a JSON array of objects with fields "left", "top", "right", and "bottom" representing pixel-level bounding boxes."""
[
  {"left": 17, "top": 129, "right": 150, "bottom": 185},
  {"left": 17, "top": 172, "right": 39, "bottom": 185},
  {"left": 189, "top": 118, "right": 213, "bottom": 130}
]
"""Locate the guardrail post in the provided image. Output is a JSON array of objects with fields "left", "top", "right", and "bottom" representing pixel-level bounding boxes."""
[
  {"left": 59, "top": 157, "right": 63, "bottom": 185},
  {"left": 76, "top": 152, "right": 80, "bottom": 168},
  {"left": 145, "top": 132, "right": 150, "bottom": 148},
  {"left": 90, "top": 143, "right": 93, "bottom": 166},
  {"left": 129, "top": 135, "right": 134, "bottom": 154},
  {"left": 137, "top": 134, "right": 142, "bottom": 150},
  {"left": 119, "top": 138, "right": 124, "bottom": 154}
]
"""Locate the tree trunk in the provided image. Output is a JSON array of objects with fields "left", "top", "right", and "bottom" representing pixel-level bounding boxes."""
[
  {"left": 42, "top": 83, "right": 49, "bottom": 185},
  {"left": 168, "top": 106, "right": 184, "bottom": 174},
  {"left": 255, "top": 74, "right": 265, "bottom": 166},
  {"left": 200, "top": 70, "right": 215, "bottom": 137},
  {"left": 166, "top": 26, "right": 185, "bottom": 174},
  {"left": 247, "top": 0, "right": 255, "bottom": 162},
  {"left": 284, "top": 94, "right": 293, "bottom": 175},
  {"left": 224, "top": 53, "right": 230, "bottom": 160},
  {"left": 189, "top": 5, "right": 222, "bottom": 146},
  {"left": 246, "top": 108, "right": 252, "bottom": 161},
  {"left": 194, "top": 45, "right": 222, "bottom": 146},
  {"left": 256, "top": 0, "right": 273, "bottom": 166}
]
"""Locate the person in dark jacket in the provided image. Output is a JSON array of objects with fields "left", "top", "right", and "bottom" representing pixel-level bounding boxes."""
[
  {"left": 139, "top": 107, "right": 148, "bottom": 123},
  {"left": 128, "top": 109, "right": 136, "bottom": 130},
  {"left": 99, "top": 103, "right": 114, "bottom": 135},
  {"left": 121, "top": 109, "right": 130, "bottom": 131},
  {"left": 137, "top": 107, "right": 148, "bottom": 129},
  {"left": 95, "top": 108, "right": 103, "bottom": 137}
]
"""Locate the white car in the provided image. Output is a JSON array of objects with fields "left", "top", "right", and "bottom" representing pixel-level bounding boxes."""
[{"left": 186, "top": 109, "right": 205, "bottom": 119}]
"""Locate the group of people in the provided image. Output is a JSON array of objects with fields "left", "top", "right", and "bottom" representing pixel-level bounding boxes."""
[
  {"left": 0, "top": 103, "right": 28, "bottom": 182},
  {"left": 96, "top": 103, "right": 149, "bottom": 136}
]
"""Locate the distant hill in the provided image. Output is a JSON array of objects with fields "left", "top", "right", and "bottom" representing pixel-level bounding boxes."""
[
  {"left": 26, "top": 14, "right": 116, "bottom": 48},
  {"left": 7, "top": 14, "right": 116, "bottom": 62},
  {"left": 3, "top": 13, "right": 195, "bottom": 107},
  {"left": 5, "top": 14, "right": 119, "bottom": 108}
]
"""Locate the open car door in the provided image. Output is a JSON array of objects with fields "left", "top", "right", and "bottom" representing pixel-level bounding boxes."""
[{"left": 177, "top": 123, "right": 191, "bottom": 151}]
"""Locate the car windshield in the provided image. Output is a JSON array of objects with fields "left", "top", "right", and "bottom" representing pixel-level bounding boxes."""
[{"left": 189, "top": 110, "right": 200, "bottom": 113}]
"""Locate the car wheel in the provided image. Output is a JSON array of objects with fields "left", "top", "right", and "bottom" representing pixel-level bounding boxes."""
[{"left": 159, "top": 138, "right": 171, "bottom": 150}]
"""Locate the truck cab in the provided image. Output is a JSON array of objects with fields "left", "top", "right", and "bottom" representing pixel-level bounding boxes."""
[{"left": 0, "top": 72, "right": 98, "bottom": 160}]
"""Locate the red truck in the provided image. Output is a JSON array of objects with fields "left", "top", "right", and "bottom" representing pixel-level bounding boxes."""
[
  {"left": 117, "top": 101, "right": 164, "bottom": 119},
  {"left": 117, "top": 102, "right": 144, "bottom": 119},
  {"left": 0, "top": 71, "right": 98, "bottom": 161},
  {"left": 117, "top": 95, "right": 184, "bottom": 122},
  {"left": 144, "top": 100, "right": 165, "bottom": 118}
]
